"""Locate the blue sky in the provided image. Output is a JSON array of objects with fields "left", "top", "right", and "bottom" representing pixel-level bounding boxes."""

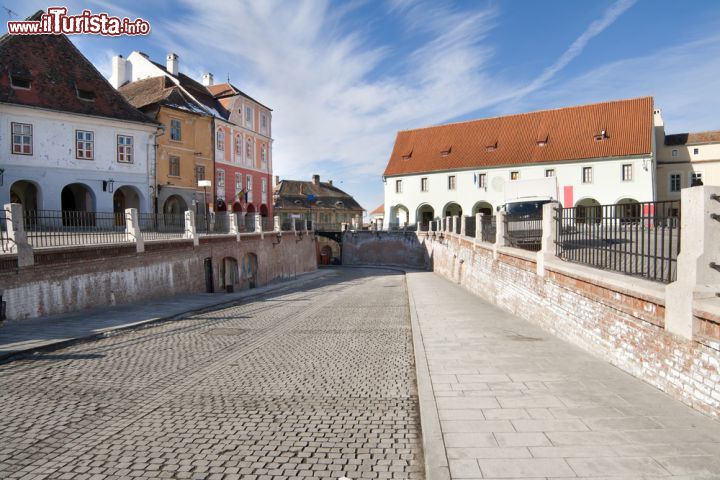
[{"left": 4, "top": 0, "right": 720, "bottom": 215}]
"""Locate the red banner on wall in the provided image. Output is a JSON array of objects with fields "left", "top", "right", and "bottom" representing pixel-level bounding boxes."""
[{"left": 563, "top": 186, "right": 573, "bottom": 208}]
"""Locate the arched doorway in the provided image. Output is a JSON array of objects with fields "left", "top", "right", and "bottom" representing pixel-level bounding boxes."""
[
  {"left": 61, "top": 183, "right": 95, "bottom": 226},
  {"left": 245, "top": 203, "right": 256, "bottom": 230},
  {"left": 232, "top": 202, "right": 242, "bottom": 213},
  {"left": 319, "top": 245, "right": 332, "bottom": 266},
  {"left": 220, "top": 256, "right": 239, "bottom": 292},
  {"left": 416, "top": 204, "right": 435, "bottom": 229},
  {"left": 391, "top": 204, "right": 409, "bottom": 226},
  {"left": 617, "top": 198, "right": 640, "bottom": 224},
  {"left": 241, "top": 252, "right": 258, "bottom": 289},
  {"left": 259, "top": 204, "right": 268, "bottom": 217},
  {"left": 113, "top": 186, "right": 142, "bottom": 225},
  {"left": 163, "top": 195, "right": 187, "bottom": 215},
  {"left": 443, "top": 202, "right": 462, "bottom": 217},
  {"left": 471, "top": 201, "right": 493, "bottom": 216},
  {"left": 575, "top": 198, "right": 602, "bottom": 224},
  {"left": 10, "top": 180, "right": 40, "bottom": 212}
]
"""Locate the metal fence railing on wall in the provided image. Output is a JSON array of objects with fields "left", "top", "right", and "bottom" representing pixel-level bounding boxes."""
[
  {"left": 23, "top": 210, "right": 130, "bottom": 248},
  {"left": 454, "top": 219, "right": 461, "bottom": 235},
  {"left": 262, "top": 217, "right": 274, "bottom": 232},
  {"left": 504, "top": 213, "right": 543, "bottom": 252},
  {"left": 465, "top": 216, "right": 476, "bottom": 238},
  {"left": 138, "top": 213, "right": 185, "bottom": 241},
  {"left": 555, "top": 200, "right": 681, "bottom": 284},
  {"left": 481, "top": 215, "right": 496, "bottom": 243}
]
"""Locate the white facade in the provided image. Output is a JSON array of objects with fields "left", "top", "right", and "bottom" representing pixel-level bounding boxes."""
[
  {"left": 383, "top": 155, "right": 655, "bottom": 225},
  {"left": 1, "top": 103, "right": 157, "bottom": 212}
]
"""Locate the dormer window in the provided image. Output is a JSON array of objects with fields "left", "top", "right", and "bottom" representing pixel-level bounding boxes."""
[
  {"left": 10, "top": 74, "right": 31, "bottom": 90},
  {"left": 594, "top": 130, "right": 609, "bottom": 141},
  {"left": 440, "top": 145, "right": 452, "bottom": 157},
  {"left": 401, "top": 148, "right": 413, "bottom": 161},
  {"left": 335, "top": 201, "right": 344, "bottom": 208},
  {"left": 76, "top": 87, "right": 96, "bottom": 101},
  {"left": 536, "top": 134, "right": 548, "bottom": 147},
  {"left": 485, "top": 141, "right": 497, "bottom": 152}
]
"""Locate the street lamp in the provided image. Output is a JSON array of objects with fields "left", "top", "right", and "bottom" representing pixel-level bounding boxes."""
[{"left": 198, "top": 180, "right": 212, "bottom": 232}]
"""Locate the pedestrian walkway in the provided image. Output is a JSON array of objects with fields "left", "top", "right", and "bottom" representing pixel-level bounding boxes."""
[
  {"left": 406, "top": 271, "right": 720, "bottom": 479},
  {"left": 0, "top": 269, "right": 333, "bottom": 360}
]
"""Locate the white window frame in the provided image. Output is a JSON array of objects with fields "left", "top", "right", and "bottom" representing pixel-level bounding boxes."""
[
  {"left": 261, "top": 112, "right": 268, "bottom": 133},
  {"left": 448, "top": 175, "right": 456, "bottom": 190},
  {"left": 622, "top": 164, "right": 633, "bottom": 182},
  {"left": 421, "top": 177, "right": 428, "bottom": 192},
  {"left": 169, "top": 156, "right": 180, "bottom": 177},
  {"left": 117, "top": 135, "right": 134, "bottom": 163},
  {"left": 689, "top": 171, "right": 703, "bottom": 187},
  {"left": 170, "top": 118, "right": 182, "bottom": 141},
  {"left": 234, "top": 135, "right": 242, "bottom": 159},
  {"left": 216, "top": 168, "right": 225, "bottom": 188},
  {"left": 11, "top": 122, "right": 32, "bottom": 155},
  {"left": 246, "top": 175, "right": 253, "bottom": 191},
  {"left": 478, "top": 173, "right": 487, "bottom": 188},
  {"left": 75, "top": 130, "right": 94, "bottom": 160}
]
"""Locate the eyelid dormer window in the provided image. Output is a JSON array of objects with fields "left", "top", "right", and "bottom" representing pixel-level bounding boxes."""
[
  {"left": 536, "top": 134, "right": 548, "bottom": 147},
  {"left": 76, "top": 86, "right": 96, "bottom": 101},
  {"left": 440, "top": 145, "right": 452, "bottom": 157},
  {"left": 485, "top": 141, "right": 497, "bottom": 152},
  {"left": 10, "top": 74, "right": 31, "bottom": 90}
]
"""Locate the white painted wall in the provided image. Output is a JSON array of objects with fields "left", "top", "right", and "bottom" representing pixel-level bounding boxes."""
[
  {"left": 383, "top": 155, "right": 654, "bottom": 225},
  {"left": 0, "top": 103, "right": 156, "bottom": 212}
]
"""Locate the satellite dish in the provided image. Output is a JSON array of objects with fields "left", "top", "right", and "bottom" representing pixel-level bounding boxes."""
[{"left": 491, "top": 176, "right": 504, "bottom": 192}]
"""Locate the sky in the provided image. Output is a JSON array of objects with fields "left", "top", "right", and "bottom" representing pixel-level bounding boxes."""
[{"left": 3, "top": 0, "right": 720, "bottom": 216}]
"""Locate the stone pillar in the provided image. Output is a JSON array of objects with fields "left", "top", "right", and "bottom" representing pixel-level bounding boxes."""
[
  {"left": 476, "top": 213, "right": 484, "bottom": 242},
  {"left": 460, "top": 216, "right": 467, "bottom": 237},
  {"left": 536, "top": 202, "right": 559, "bottom": 276},
  {"left": 494, "top": 210, "right": 507, "bottom": 259},
  {"left": 274, "top": 216, "right": 281, "bottom": 232},
  {"left": 452, "top": 215, "right": 459, "bottom": 235},
  {"left": 666, "top": 186, "right": 720, "bottom": 339},
  {"left": 4, "top": 203, "right": 33, "bottom": 267},
  {"left": 125, "top": 208, "right": 144, "bottom": 253},
  {"left": 291, "top": 217, "right": 297, "bottom": 232},
  {"left": 254, "top": 213, "right": 262, "bottom": 233},
  {"left": 184, "top": 209, "right": 198, "bottom": 247},
  {"left": 228, "top": 212, "right": 239, "bottom": 241}
]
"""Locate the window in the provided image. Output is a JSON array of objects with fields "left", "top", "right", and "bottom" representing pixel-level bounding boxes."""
[
  {"left": 117, "top": 135, "right": 133, "bottom": 163},
  {"left": 582, "top": 166, "right": 592, "bottom": 184},
  {"left": 694, "top": 147, "right": 699, "bottom": 155},
  {"left": 76, "top": 87, "right": 96, "bottom": 101},
  {"left": 448, "top": 175, "right": 456, "bottom": 190},
  {"left": 216, "top": 129, "right": 224, "bottom": 150},
  {"left": 478, "top": 173, "right": 487, "bottom": 188},
  {"left": 235, "top": 135, "right": 242, "bottom": 157},
  {"left": 194, "top": 165, "right": 205, "bottom": 182},
  {"left": 235, "top": 173, "right": 242, "bottom": 190},
  {"left": 170, "top": 119, "right": 182, "bottom": 141},
  {"left": 216, "top": 169, "right": 225, "bottom": 188},
  {"left": 245, "top": 106, "right": 253, "bottom": 128},
  {"left": 690, "top": 172, "right": 703, "bottom": 186},
  {"left": 10, "top": 74, "right": 31, "bottom": 90},
  {"left": 169, "top": 156, "right": 180, "bottom": 176},
  {"left": 545, "top": 169, "right": 555, "bottom": 177},
  {"left": 246, "top": 175, "right": 253, "bottom": 191},
  {"left": 246, "top": 138, "right": 253, "bottom": 163},
  {"left": 672, "top": 149, "right": 678, "bottom": 157},
  {"left": 421, "top": 177, "right": 428, "bottom": 192},
  {"left": 261, "top": 144, "right": 267, "bottom": 167},
  {"left": 594, "top": 130, "right": 608, "bottom": 141},
  {"left": 11, "top": 122, "right": 32, "bottom": 155},
  {"left": 261, "top": 113, "right": 268, "bottom": 133},
  {"left": 395, "top": 179, "right": 403, "bottom": 193},
  {"left": 510, "top": 171, "right": 519, "bottom": 181},
  {"left": 262, "top": 178, "right": 267, "bottom": 193},
  {"left": 76, "top": 130, "right": 94, "bottom": 159},
  {"left": 669, "top": 173, "right": 681, "bottom": 192},
  {"left": 622, "top": 164, "right": 633, "bottom": 181}
]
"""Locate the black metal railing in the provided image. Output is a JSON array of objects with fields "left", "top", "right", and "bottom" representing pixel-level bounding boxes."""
[
  {"left": 555, "top": 200, "right": 681, "bottom": 283},
  {"left": 465, "top": 216, "right": 476, "bottom": 238},
  {"left": 262, "top": 217, "right": 275, "bottom": 232},
  {"left": 196, "top": 212, "right": 231, "bottom": 235},
  {"left": 505, "top": 213, "right": 543, "bottom": 252},
  {"left": 244, "top": 214, "right": 256, "bottom": 232},
  {"left": 294, "top": 218, "right": 306, "bottom": 231},
  {"left": 419, "top": 222, "right": 430, "bottom": 232},
  {"left": 281, "top": 220, "right": 293, "bottom": 231},
  {"left": 315, "top": 223, "right": 344, "bottom": 231},
  {"left": 481, "top": 215, "right": 496, "bottom": 243},
  {"left": 23, "top": 210, "right": 130, "bottom": 248},
  {"left": 138, "top": 213, "right": 185, "bottom": 241}
]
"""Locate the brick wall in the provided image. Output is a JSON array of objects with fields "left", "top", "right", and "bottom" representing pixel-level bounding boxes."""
[
  {"left": 0, "top": 232, "right": 316, "bottom": 320},
  {"left": 341, "top": 231, "right": 430, "bottom": 269}
]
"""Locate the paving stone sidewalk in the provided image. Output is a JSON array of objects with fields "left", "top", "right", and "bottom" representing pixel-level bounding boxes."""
[
  {"left": 406, "top": 271, "right": 720, "bottom": 480},
  {"left": 0, "top": 269, "right": 332, "bottom": 360}
]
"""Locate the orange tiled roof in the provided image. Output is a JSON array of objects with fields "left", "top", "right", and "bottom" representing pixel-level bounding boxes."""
[
  {"left": 665, "top": 130, "right": 720, "bottom": 146},
  {"left": 383, "top": 97, "right": 653, "bottom": 176},
  {"left": 370, "top": 204, "right": 384, "bottom": 215}
]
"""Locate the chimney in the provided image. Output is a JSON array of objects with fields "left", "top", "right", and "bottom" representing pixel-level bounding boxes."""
[
  {"left": 312, "top": 174, "right": 320, "bottom": 185},
  {"left": 110, "top": 54, "right": 127, "bottom": 89},
  {"left": 328, "top": 179, "right": 333, "bottom": 186},
  {"left": 274, "top": 175, "right": 279, "bottom": 185},
  {"left": 166, "top": 53, "right": 179, "bottom": 76},
  {"left": 202, "top": 73, "right": 214, "bottom": 86}
]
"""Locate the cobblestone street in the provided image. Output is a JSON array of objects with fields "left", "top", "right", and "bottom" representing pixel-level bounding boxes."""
[{"left": 0, "top": 268, "right": 424, "bottom": 480}]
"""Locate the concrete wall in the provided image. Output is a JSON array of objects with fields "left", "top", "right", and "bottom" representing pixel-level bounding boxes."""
[
  {"left": 342, "top": 231, "right": 430, "bottom": 269},
  {"left": 0, "top": 231, "right": 316, "bottom": 320}
]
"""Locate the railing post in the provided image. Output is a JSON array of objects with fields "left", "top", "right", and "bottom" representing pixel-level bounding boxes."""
[
  {"left": 228, "top": 212, "right": 239, "bottom": 241},
  {"left": 274, "top": 215, "right": 281, "bottom": 232},
  {"left": 452, "top": 215, "right": 458, "bottom": 235},
  {"left": 476, "top": 213, "right": 484, "bottom": 242},
  {"left": 460, "top": 216, "right": 467, "bottom": 237},
  {"left": 4, "top": 203, "right": 34, "bottom": 267},
  {"left": 254, "top": 213, "right": 262, "bottom": 234},
  {"left": 125, "top": 208, "right": 144, "bottom": 253},
  {"left": 666, "top": 186, "right": 720, "bottom": 339},
  {"left": 184, "top": 209, "right": 198, "bottom": 247},
  {"left": 536, "top": 202, "right": 560, "bottom": 277},
  {"left": 494, "top": 210, "right": 507, "bottom": 259}
]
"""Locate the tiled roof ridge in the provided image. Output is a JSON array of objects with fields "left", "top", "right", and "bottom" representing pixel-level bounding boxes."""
[{"left": 397, "top": 96, "right": 654, "bottom": 134}]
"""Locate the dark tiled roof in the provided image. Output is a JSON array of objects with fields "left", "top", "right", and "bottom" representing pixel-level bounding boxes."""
[
  {"left": 207, "top": 82, "right": 272, "bottom": 111},
  {"left": 0, "top": 13, "right": 155, "bottom": 125},
  {"left": 665, "top": 130, "right": 720, "bottom": 146},
  {"left": 274, "top": 180, "right": 364, "bottom": 211},
  {"left": 118, "top": 76, "right": 207, "bottom": 116},
  {"left": 384, "top": 97, "right": 653, "bottom": 176}
]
